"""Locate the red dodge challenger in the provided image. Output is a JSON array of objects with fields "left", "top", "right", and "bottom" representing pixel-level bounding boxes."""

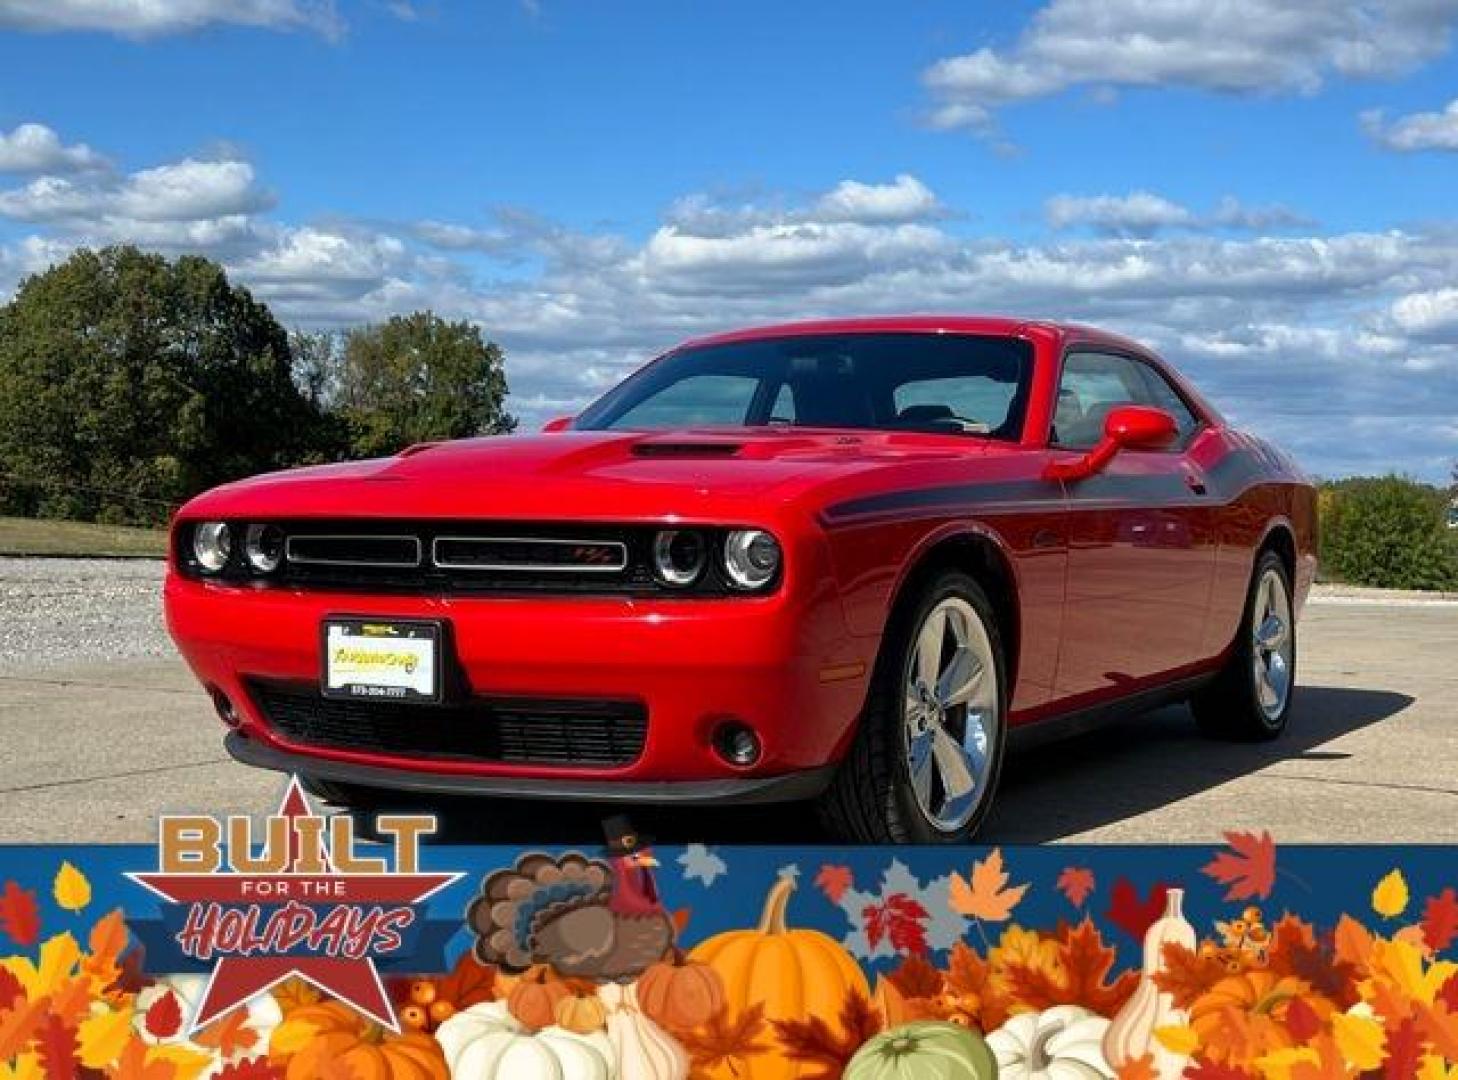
[{"left": 165, "top": 316, "right": 1316, "bottom": 842}]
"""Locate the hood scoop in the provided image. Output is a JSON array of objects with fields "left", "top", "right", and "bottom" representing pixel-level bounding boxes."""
[{"left": 630, "top": 440, "right": 744, "bottom": 459}]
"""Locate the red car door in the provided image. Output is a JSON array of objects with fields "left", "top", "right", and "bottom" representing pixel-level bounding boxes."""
[{"left": 1047, "top": 350, "right": 1218, "bottom": 703}]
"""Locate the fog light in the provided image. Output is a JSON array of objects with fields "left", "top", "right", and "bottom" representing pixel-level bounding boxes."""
[
  {"left": 210, "top": 688, "right": 240, "bottom": 728},
  {"left": 713, "top": 722, "right": 762, "bottom": 767}
]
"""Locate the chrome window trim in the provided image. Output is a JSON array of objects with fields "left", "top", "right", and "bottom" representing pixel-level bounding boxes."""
[
  {"left": 284, "top": 534, "right": 423, "bottom": 568},
  {"left": 432, "top": 536, "right": 629, "bottom": 574}
]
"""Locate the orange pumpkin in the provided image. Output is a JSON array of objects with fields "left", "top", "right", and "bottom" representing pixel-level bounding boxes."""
[
  {"left": 508, "top": 966, "right": 573, "bottom": 1031},
  {"left": 555, "top": 988, "right": 609, "bottom": 1034},
  {"left": 636, "top": 952, "right": 726, "bottom": 1032},
  {"left": 689, "top": 873, "right": 870, "bottom": 1080},
  {"left": 270, "top": 1001, "right": 448, "bottom": 1080}
]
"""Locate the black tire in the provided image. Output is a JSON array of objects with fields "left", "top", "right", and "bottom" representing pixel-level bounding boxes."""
[
  {"left": 816, "top": 570, "right": 1008, "bottom": 843},
  {"left": 1191, "top": 550, "right": 1296, "bottom": 741}
]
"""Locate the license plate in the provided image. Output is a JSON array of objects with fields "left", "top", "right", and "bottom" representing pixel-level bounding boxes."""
[{"left": 321, "top": 618, "right": 442, "bottom": 703}]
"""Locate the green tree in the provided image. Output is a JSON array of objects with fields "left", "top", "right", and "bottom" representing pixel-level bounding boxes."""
[
  {"left": 1320, "top": 476, "right": 1458, "bottom": 591},
  {"left": 0, "top": 246, "right": 337, "bottom": 524},
  {"left": 337, "top": 312, "right": 515, "bottom": 457}
]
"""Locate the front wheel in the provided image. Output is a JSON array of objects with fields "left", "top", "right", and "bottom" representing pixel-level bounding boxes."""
[
  {"left": 817, "top": 570, "right": 1008, "bottom": 843},
  {"left": 1191, "top": 550, "right": 1296, "bottom": 740}
]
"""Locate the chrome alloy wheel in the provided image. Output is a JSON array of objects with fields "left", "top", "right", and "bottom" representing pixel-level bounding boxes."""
[
  {"left": 901, "top": 596, "right": 1000, "bottom": 833},
  {"left": 1251, "top": 567, "right": 1294, "bottom": 722}
]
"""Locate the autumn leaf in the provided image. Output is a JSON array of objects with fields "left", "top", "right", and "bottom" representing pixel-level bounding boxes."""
[
  {"left": 1384, "top": 1017, "right": 1425, "bottom": 1080},
  {"left": 1283, "top": 996, "right": 1324, "bottom": 1042},
  {"left": 863, "top": 894, "right": 930, "bottom": 956},
  {"left": 1422, "top": 889, "right": 1458, "bottom": 954},
  {"left": 1266, "top": 915, "right": 1361, "bottom": 1008},
  {"left": 0, "top": 967, "right": 21, "bottom": 1012},
  {"left": 194, "top": 1009, "right": 258, "bottom": 1059},
  {"left": 1155, "top": 943, "right": 1232, "bottom": 1010},
  {"left": 886, "top": 953, "right": 943, "bottom": 1000},
  {"left": 947, "top": 848, "right": 1029, "bottom": 923},
  {"left": 1107, "top": 878, "right": 1170, "bottom": 943},
  {"left": 1057, "top": 867, "right": 1096, "bottom": 909},
  {"left": 82, "top": 910, "right": 127, "bottom": 989},
  {"left": 0, "top": 996, "right": 51, "bottom": 1062},
  {"left": 53, "top": 864, "right": 91, "bottom": 914},
  {"left": 773, "top": 990, "right": 882, "bottom": 1080},
  {"left": 1416, "top": 1002, "right": 1458, "bottom": 1063},
  {"left": 1185, "top": 1058, "right": 1260, "bottom": 1080},
  {"left": 1335, "top": 915, "right": 1375, "bottom": 968},
  {"left": 270, "top": 978, "right": 321, "bottom": 1016},
  {"left": 105, "top": 947, "right": 154, "bottom": 998},
  {"left": 1003, "top": 917, "right": 1139, "bottom": 1017},
  {"left": 34, "top": 1013, "right": 80, "bottom": 1080},
  {"left": 1201, "top": 831, "right": 1277, "bottom": 901},
  {"left": 0, "top": 882, "right": 40, "bottom": 948},
  {"left": 1374, "top": 870, "right": 1412, "bottom": 919},
  {"left": 1115, "top": 1053, "right": 1159, "bottom": 1080},
  {"left": 1154, "top": 1025, "right": 1200, "bottom": 1055},
  {"left": 143, "top": 991, "right": 183, "bottom": 1041},
  {"left": 431, "top": 951, "right": 498, "bottom": 1010},
  {"left": 110, "top": 1035, "right": 179, "bottom": 1080},
  {"left": 77, "top": 1006, "right": 133, "bottom": 1069},
  {"left": 1332, "top": 1011, "right": 1386, "bottom": 1071},
  {"left": 677, "top": 1002, "right": 772, "bottom": 1077},
  {"left": 213, "top": 1060, "right": 286, "bottom": 1080},
  {"left": 815, "top": 865, "right": 854, "bottom": 906}
]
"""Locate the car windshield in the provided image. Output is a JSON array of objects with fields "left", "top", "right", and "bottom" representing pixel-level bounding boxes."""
[{"left": 574, "top": 332, "right": 1034, "bottom": 440}]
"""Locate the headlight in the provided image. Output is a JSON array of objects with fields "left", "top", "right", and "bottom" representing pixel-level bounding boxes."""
[
  {"left": 192, "top": 522, "right": 232, "bottom": 573},
  {"left": 652, "top": 529, "right": 707, "bottom": 587},
  {"left": 723, "top": 529, "right": 781, "bottom": 590},
  {"left": 244, "top": 524, "right": 285, "bottom": 574}
]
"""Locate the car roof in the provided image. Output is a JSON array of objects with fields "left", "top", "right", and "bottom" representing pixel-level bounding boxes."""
[{"left": 679, "top": 315, "right": 1155, "bottom": 357}]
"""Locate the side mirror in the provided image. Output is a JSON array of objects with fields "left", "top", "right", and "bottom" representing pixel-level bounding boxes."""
[
  {"left": 1044, "top": 405, "right": 1178, "bottom": 482},
  {"left": 541, "top": 416, "right": 574, "bottom": 433}
]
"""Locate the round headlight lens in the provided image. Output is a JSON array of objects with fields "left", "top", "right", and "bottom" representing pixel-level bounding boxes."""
[
  {"left": 244, "top": 524, "right": 285, "bottom": 574},
  {"left": 192, "top": 522, "right": 232, "bottom": 573},
  {"left": 652, "top": 529, "right": 707, "bottom": 587},
  {"left": 723, "top": 529, "right": 781, "bottom": 590}
]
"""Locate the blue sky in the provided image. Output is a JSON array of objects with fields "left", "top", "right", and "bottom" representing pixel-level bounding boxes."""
[{"left": 2, "top": 0, "right": 1457, "bottom": 480}]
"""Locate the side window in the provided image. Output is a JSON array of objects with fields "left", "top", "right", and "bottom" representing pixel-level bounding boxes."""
[
  {"left": 1134, "top": 363, "right": 1201, "bottom": 447},
  {"left": 768, "top": 382, "right": 797, "bottom": 424},
  {"left": 1052, "top": 352, "right": 1149, "bottom": 450},
  {"left": 605, "top": 374, "right": 760, "bottom": 429}
]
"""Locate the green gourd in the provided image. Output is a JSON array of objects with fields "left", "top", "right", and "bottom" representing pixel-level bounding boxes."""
[{"left": 845, "top": 1021, "right": 997, "bottom": 1080}]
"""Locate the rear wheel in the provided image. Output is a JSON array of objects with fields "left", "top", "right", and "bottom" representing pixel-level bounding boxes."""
[
  {"left": 1191, "top": 550, "right": 1296, "bottom": 740},
  {"left": 817, "top": 570, "right": 1007, "bottom": 843}
]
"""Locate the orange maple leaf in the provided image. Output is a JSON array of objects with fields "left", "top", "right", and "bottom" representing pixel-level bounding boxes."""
[
  {"left": 195, "top": 1007, "right": 260, "bottom": 1058},
  {"left": 1057, "top": 867, "right": 1096, "bottom": 909},
  {"left": 1201, "top": 831, "right": 1277, "bottom": 901},
  {"left": 1116, "top": 1053, "right": 1159, "bottom": 1080},
  {"left": 948, "top": 848, "right": 1029, "bottom": 922}
]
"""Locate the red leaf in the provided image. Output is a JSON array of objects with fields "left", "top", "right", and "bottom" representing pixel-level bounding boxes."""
[
  {"left": 34, "top": 1013, "right": 81, "bottom": 1080},
  {"left": 1200, "top": 830, "right": 1277, "bottom": 901},
  {"left": 1440, "top": 973, "right": 1458, "bottom": 1013},
  {"left": 816, "top": 865, "right": 854, "bottom": 905},
  {"left": 214, "top": 1059, "right": 287, "bottom": 1080},
  {"left": 864, "top": 894, "right": 930, "bottom": 957},
  {"left": 886, "top": 954, "right": 944, "bottom": 999},
  {"left": 1185, "top": 1058, "right": 1260, "bottom": 1080},
  {"left": 1058, "top": 867, "right": 1096, "bottom": 909},
  {"left": 0, "top": 966, "right": 22, "bottom": 1012},
  {"left": 1422, "top": 889, "right": 1458, "bottom": 954},
  {"left": 1107, "top": 878, "right": 1169, "bottom": 943},
  {"left": 0, "top": 880, "right": 40, "bottom": 947},
  {"left": 1384, "top": 1017, "right": 1425, "bottom": 1080},
  {"left": 1285, "top": 996, "right": 1323, "bottom": 1042},
  {"left": 144, "top": 989, "right": 184, "bottom": 1040}
]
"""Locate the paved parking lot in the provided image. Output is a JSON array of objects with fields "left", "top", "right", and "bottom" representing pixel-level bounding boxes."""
[{"left": 0, "top": 557, "right": 1453, "bottom": 844}]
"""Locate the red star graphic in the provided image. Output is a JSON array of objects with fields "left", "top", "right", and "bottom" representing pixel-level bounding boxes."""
[{"left": 129, "top": 776, "right": 460, "bottom": 1033}]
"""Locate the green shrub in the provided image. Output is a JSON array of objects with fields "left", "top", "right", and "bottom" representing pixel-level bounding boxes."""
[{"left": 1320, "top": 476, "right": 1458, "bottom": 591}]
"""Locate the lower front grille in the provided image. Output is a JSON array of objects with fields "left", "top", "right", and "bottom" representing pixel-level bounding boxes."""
[{"left": 248, "top": 680, "right": 647, "bottom": 768}]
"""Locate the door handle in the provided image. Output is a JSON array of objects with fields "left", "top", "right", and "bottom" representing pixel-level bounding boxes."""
[{"left": 1183, "top": 473, "right": 1208, "bottom": 496}]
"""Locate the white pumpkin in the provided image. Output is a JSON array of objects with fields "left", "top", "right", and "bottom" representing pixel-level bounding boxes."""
[
  {"left": 597, "top": 984, "right": 689, "bottom": 1080},
  {"left": 436, "top": 1000, "right": 616, "bottom": 1080},
  {"left": 987, "top": 1005, "right": 1115, "bottom": 1080}
]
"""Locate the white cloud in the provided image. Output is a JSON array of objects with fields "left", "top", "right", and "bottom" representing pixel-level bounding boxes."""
[
  {"left": 1046, "top": 191, "right": 1312, "bottom": 236},
  {"left": 0, "top": 0, "right": 342, "bottom": 38},
  {"left": 1363, "top": 99, "right": 1458, "bottom": 151},
  {"left": 924, "top": 0, "right": 1458, "bottom": 132},
  {"left": 1389, "top": 286, "right": 1458, "bottom": 340},
  {"left": 0, "top": 123, "right": 107, "bottom": 174},
  {"left": 813, "top": 174, "right": 943, "bottom": 224},
  {"left": 0, "top": 159, "right": 270, "bottom": 225}
]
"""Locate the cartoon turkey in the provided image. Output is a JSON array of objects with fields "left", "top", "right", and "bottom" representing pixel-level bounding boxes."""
[{"left": 468, "top": 816, "right": 675, "bottom": 983}]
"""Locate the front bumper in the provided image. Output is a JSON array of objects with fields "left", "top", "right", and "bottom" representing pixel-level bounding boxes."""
[{"left": 165, "top": 573, "right": 871, "bottom": 794}]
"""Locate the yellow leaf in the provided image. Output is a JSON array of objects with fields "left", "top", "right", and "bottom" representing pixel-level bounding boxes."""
[
  {"left": 35, "top": 932, "right": 81, "bottom": 995},
  {"left": 1418, "top": 1054, "right": 1449, "bottom": 1080},
  {"left": 269, "top": 1016, "right": 324, "bottom": 1058},
  {"left": 1154, "top": 1025, "right": 1200, "bottom": 1056},
  {"left": 1332, "top": 1011, "right": 1387, "bottom": 1071},
  {"left": 53, "top": 861, "right": 91, "bottom": 913},
  {"left": 147, "top": 1043, "right": 218, "bottom": 1080},
  {"left": 0, "top": 1052, "right": 44, "bottom": 1080},
  {"left": 1373, "top": 869, "right": 1411, "bottom": 919},
  {"left": 1254, "top": 1046, "right": 1319, "bottom": 1080},
  {"left": 947, "top": 847, "right": 1030, "bottom": 922},
  {"left": 79, "top": 1005, "right": 135, "bottom": 1068}
]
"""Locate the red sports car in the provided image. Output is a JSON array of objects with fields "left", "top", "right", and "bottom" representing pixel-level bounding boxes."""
[{"left": 165, "top": 316, "right": 1316, "bottom": 842}]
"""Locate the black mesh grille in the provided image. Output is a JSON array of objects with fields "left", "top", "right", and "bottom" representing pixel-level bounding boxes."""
[{"left": 249, "top": 680, "right": 647, "bottom": 768}]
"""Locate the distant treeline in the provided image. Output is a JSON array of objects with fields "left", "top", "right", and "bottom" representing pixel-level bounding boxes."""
[
  {"left": 1319, "top": 476, "right": 1458, "bottom": 591},
  {"left": 0, "top": 246, "right": 514, "bottom": 525}
]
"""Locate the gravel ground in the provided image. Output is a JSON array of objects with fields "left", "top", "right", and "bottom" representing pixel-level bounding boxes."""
[{"left": 0, "top": 557, "right": 170, "bottom": 673}]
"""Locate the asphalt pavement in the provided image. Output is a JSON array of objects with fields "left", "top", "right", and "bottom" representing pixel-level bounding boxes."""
[{"left": 0, "top": 557, "right": 1453, "bottom": 844}]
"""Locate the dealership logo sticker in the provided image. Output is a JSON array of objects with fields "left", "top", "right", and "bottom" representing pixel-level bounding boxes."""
[{"left": 127, "top": 776, "right": 462, "bottom": 1034}]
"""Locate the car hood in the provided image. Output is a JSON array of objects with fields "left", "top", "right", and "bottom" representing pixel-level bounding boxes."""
[{"left": 180, "top": 428, "right": 1006, "bottom": 523}]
